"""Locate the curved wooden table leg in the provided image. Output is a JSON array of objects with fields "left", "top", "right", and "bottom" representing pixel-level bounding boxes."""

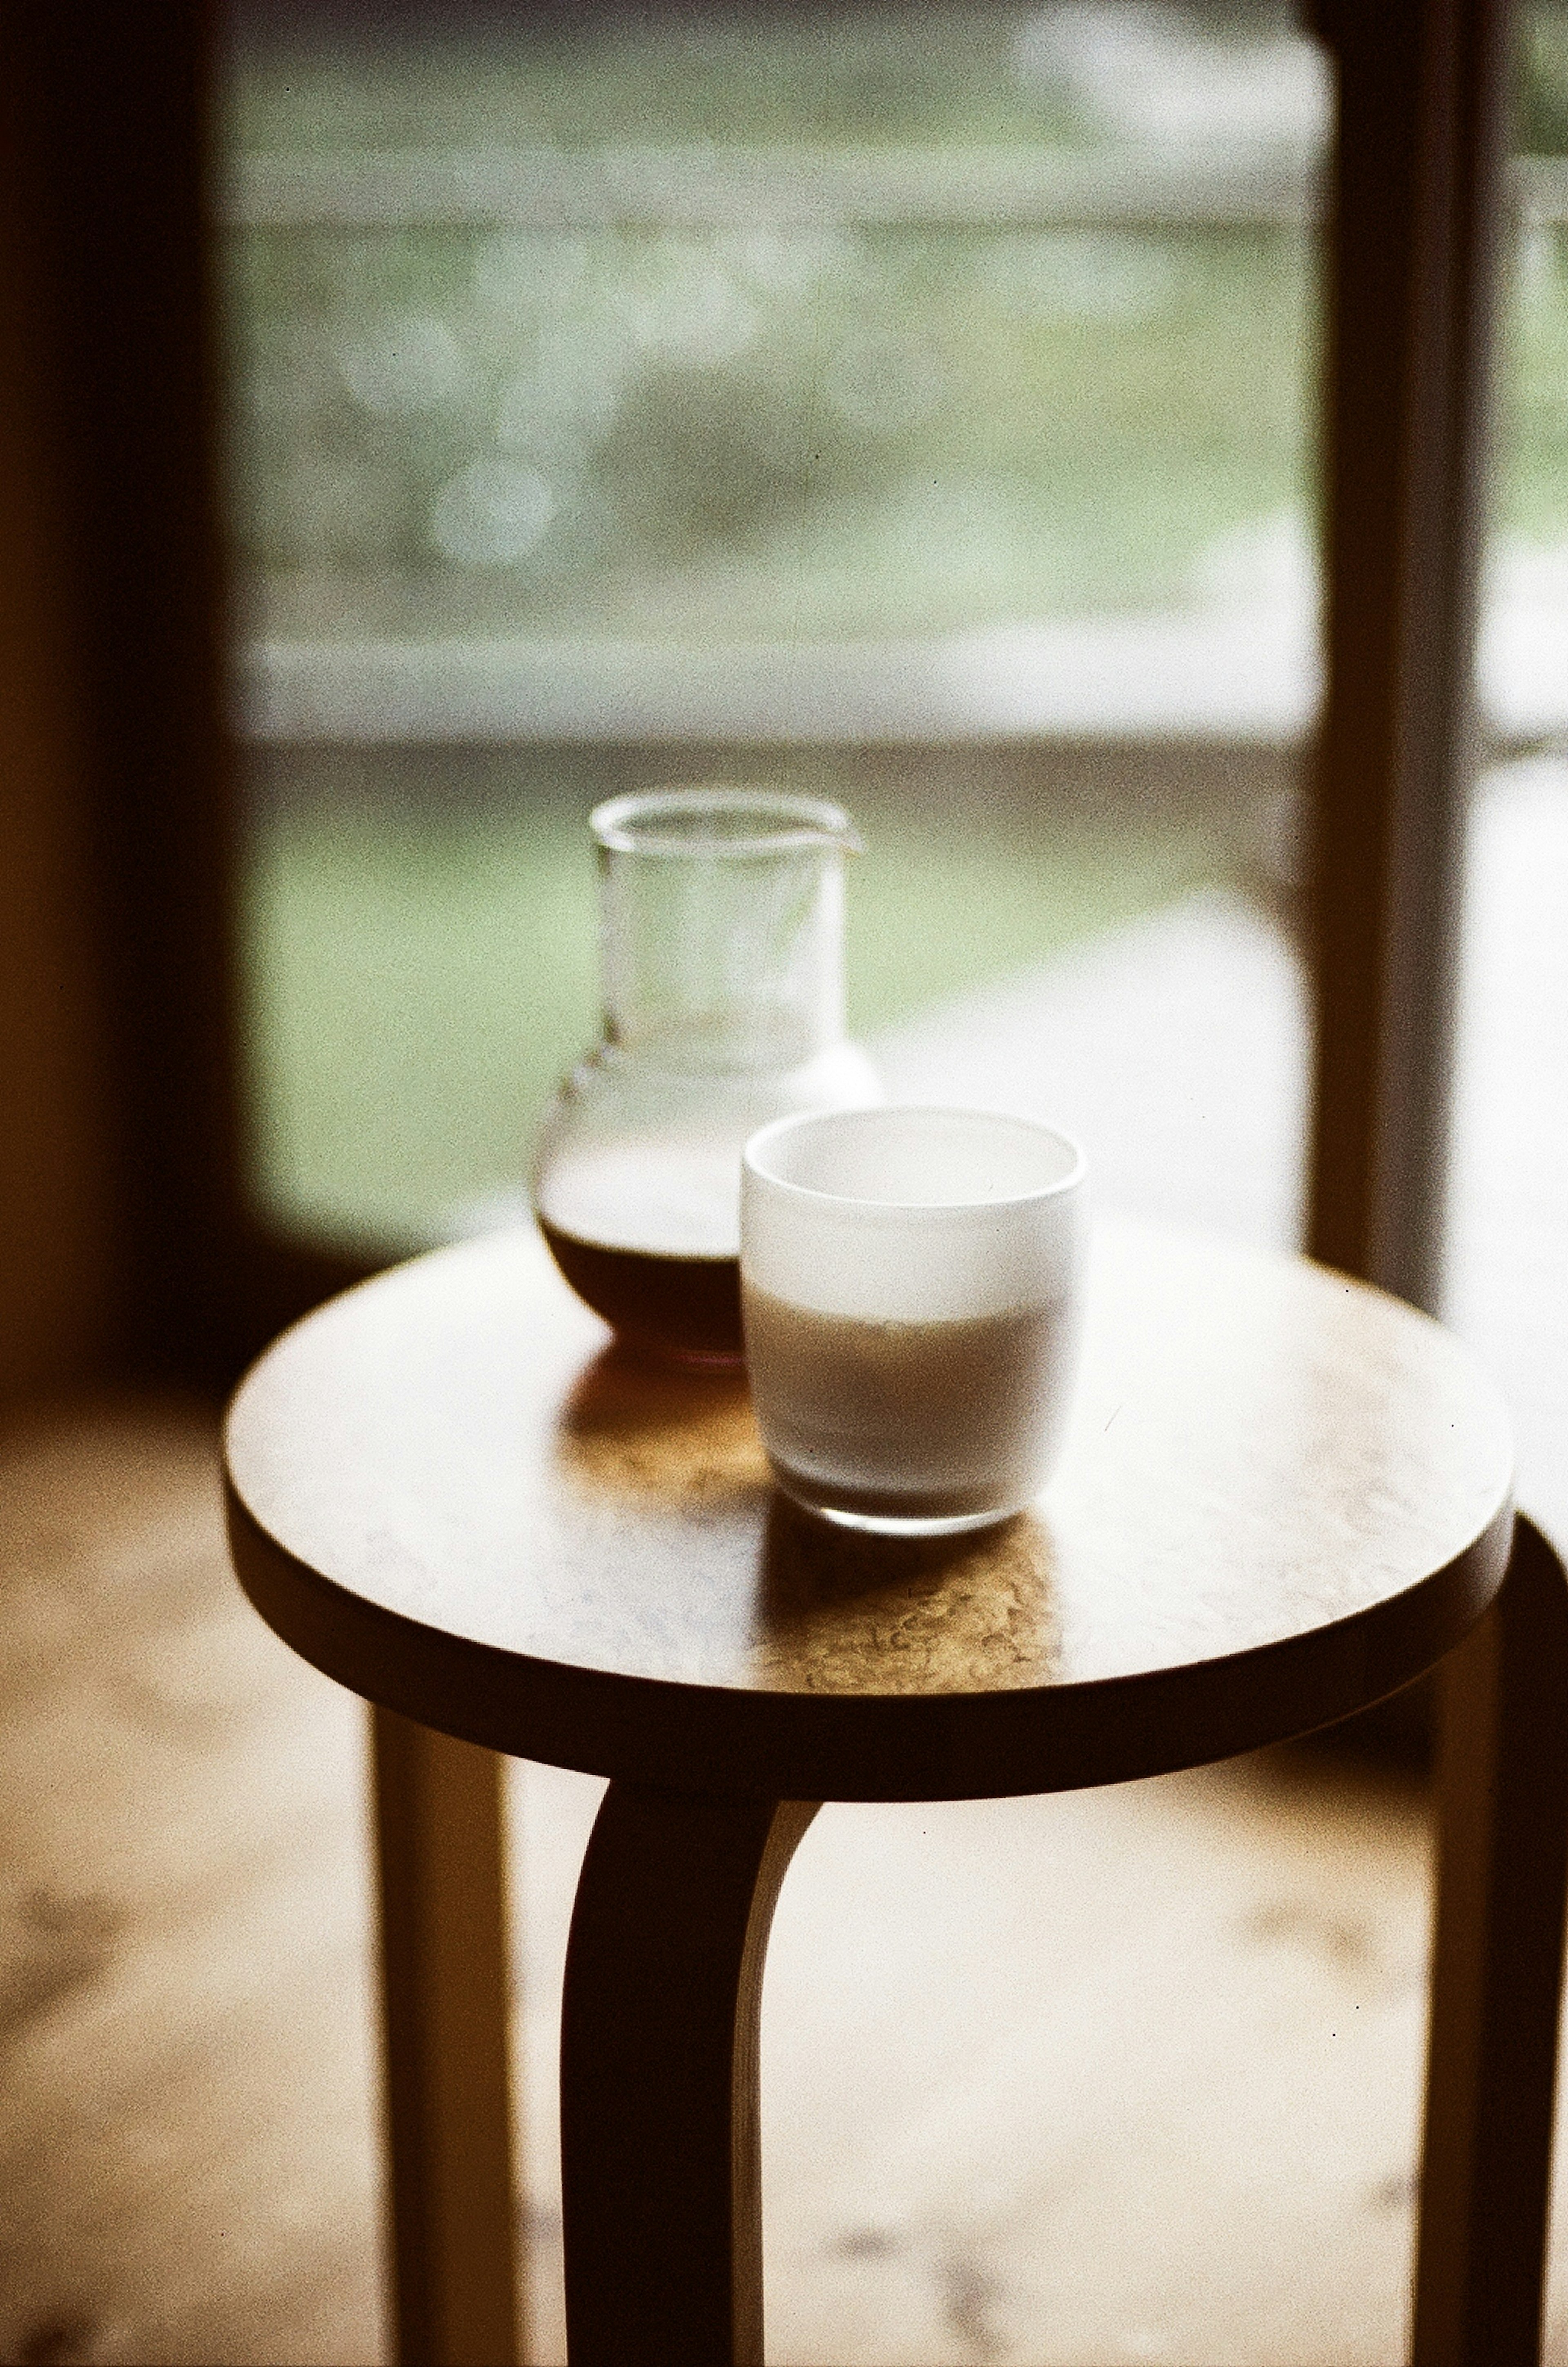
[
  {"left": 1413, "top": 1515, "right": 1568, "bottom": 2366},
  {"left": 372, "top": 1709, "right": 521, "bottom": 2366},
  {"left": 560, "top": 1785, "right": 820, "bottom": 2367}
]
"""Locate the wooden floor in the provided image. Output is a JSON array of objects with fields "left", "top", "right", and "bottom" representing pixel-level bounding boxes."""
[{"left": 2, "top": 757, "right": 1565, "bottom": 2367}]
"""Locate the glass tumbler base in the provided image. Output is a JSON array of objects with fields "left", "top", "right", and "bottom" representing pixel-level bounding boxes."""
[{"left": 777, "top": 1485, "right": 1020, "bottom": 1539}]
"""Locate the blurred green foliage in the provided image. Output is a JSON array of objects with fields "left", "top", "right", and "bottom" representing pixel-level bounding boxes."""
[
  {"left": 1521, "top": 8, "right": 1568, "bottom": 152},
  {"left": 228, "top": 7, "right": 1082, "bottom": 154},
  {"left": 229, "top": 219, "right": 1313, "bottom": 634}
]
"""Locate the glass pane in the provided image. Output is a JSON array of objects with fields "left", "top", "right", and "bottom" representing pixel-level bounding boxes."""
[
  {"left": 223, "top": 2, "right": 1323, "bottom": 1255},
  {"left": 1450, "top": 4, "right": 1568, "bottom": 1559}
]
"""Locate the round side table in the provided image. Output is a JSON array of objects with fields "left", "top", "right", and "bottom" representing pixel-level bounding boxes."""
[{"left": 224, "top": 1220, "right": 1568, "bottom": 2367}]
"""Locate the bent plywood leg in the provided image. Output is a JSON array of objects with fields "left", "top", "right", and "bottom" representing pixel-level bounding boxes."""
[
  {"left": 560, "top": 1785, "right": 819, "bottom": 2367},
  {"left": 1413, "top": 1516, "right": 1568, "bottom": 2366},
  {"left": 371, "top": 1707, "right": 521, "bottom": 2367}
]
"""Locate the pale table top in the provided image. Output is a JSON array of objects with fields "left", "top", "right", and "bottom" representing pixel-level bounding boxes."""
[{"left": 224, "top": 1221, "right": 1514, "bottom": 1800}]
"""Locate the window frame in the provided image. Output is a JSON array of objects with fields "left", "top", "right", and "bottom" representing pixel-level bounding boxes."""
[{"left": 0, "top": 0, "right": 1512, "bottom": 1399}]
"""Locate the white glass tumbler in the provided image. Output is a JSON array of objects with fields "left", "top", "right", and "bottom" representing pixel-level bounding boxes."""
[{"left": 741, "top": 1105, "right": 1087, "bottom": 1535}]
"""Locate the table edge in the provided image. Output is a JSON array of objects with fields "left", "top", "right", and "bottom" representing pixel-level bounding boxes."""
[{"left": 225, "top": 1475, "right": 1515, "bottom": 1801}]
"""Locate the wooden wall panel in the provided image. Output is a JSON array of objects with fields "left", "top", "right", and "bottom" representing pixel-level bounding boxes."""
[
  {"left": 0, "top": 8, "right": 374, "bottom": 1403},
  {"left": 0, "top": 33, "right": 118, "bottom": 1404}
]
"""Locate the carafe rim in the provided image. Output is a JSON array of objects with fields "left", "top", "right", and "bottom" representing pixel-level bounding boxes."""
[{"left": 591, "top": 785, "right": 862, "bottom": 859}]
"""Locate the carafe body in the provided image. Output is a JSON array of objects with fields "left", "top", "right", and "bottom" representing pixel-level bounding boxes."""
[{"left": 532, "top": 787, "right": 881, "bottom": 1362}]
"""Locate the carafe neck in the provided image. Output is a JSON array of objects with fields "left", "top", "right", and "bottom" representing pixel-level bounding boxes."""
[{"left": 594, "top": 789, "right": 856, "bottom": 1074}]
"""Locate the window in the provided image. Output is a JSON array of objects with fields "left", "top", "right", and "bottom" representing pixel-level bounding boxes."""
[
  {"left": 1447, "top": 4, "right": 1568, "bottom": 1561},
  {"left": 222, "top": 1, "right": 1323, "bottom": 1259}
]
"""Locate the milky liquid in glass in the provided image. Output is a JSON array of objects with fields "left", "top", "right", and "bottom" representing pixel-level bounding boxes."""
[{"left": 743, "top": 1284, "right": 1077, "bottom": 1521}]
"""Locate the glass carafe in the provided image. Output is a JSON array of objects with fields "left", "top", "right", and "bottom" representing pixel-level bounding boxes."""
[{"left": 532, "top": 786, "right": 881, "bottom": 1363}]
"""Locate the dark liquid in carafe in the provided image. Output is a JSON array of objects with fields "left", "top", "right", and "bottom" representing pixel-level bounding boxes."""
[{"left": 540, "top": 1221, "right": 743, "bottom": 1364}]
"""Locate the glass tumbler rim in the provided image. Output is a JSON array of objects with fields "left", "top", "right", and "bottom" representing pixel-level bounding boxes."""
[
  {"left": 591, "top": 785, "right": 861, "bottom": 859},
  {"left": 743, "top": 1104, "right": 1087, "bottom": 1217}
]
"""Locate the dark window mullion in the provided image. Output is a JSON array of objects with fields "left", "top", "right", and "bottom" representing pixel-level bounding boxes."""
[{"left": 1307, "top": 0, "right": 1513, "bottom": 1311}]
